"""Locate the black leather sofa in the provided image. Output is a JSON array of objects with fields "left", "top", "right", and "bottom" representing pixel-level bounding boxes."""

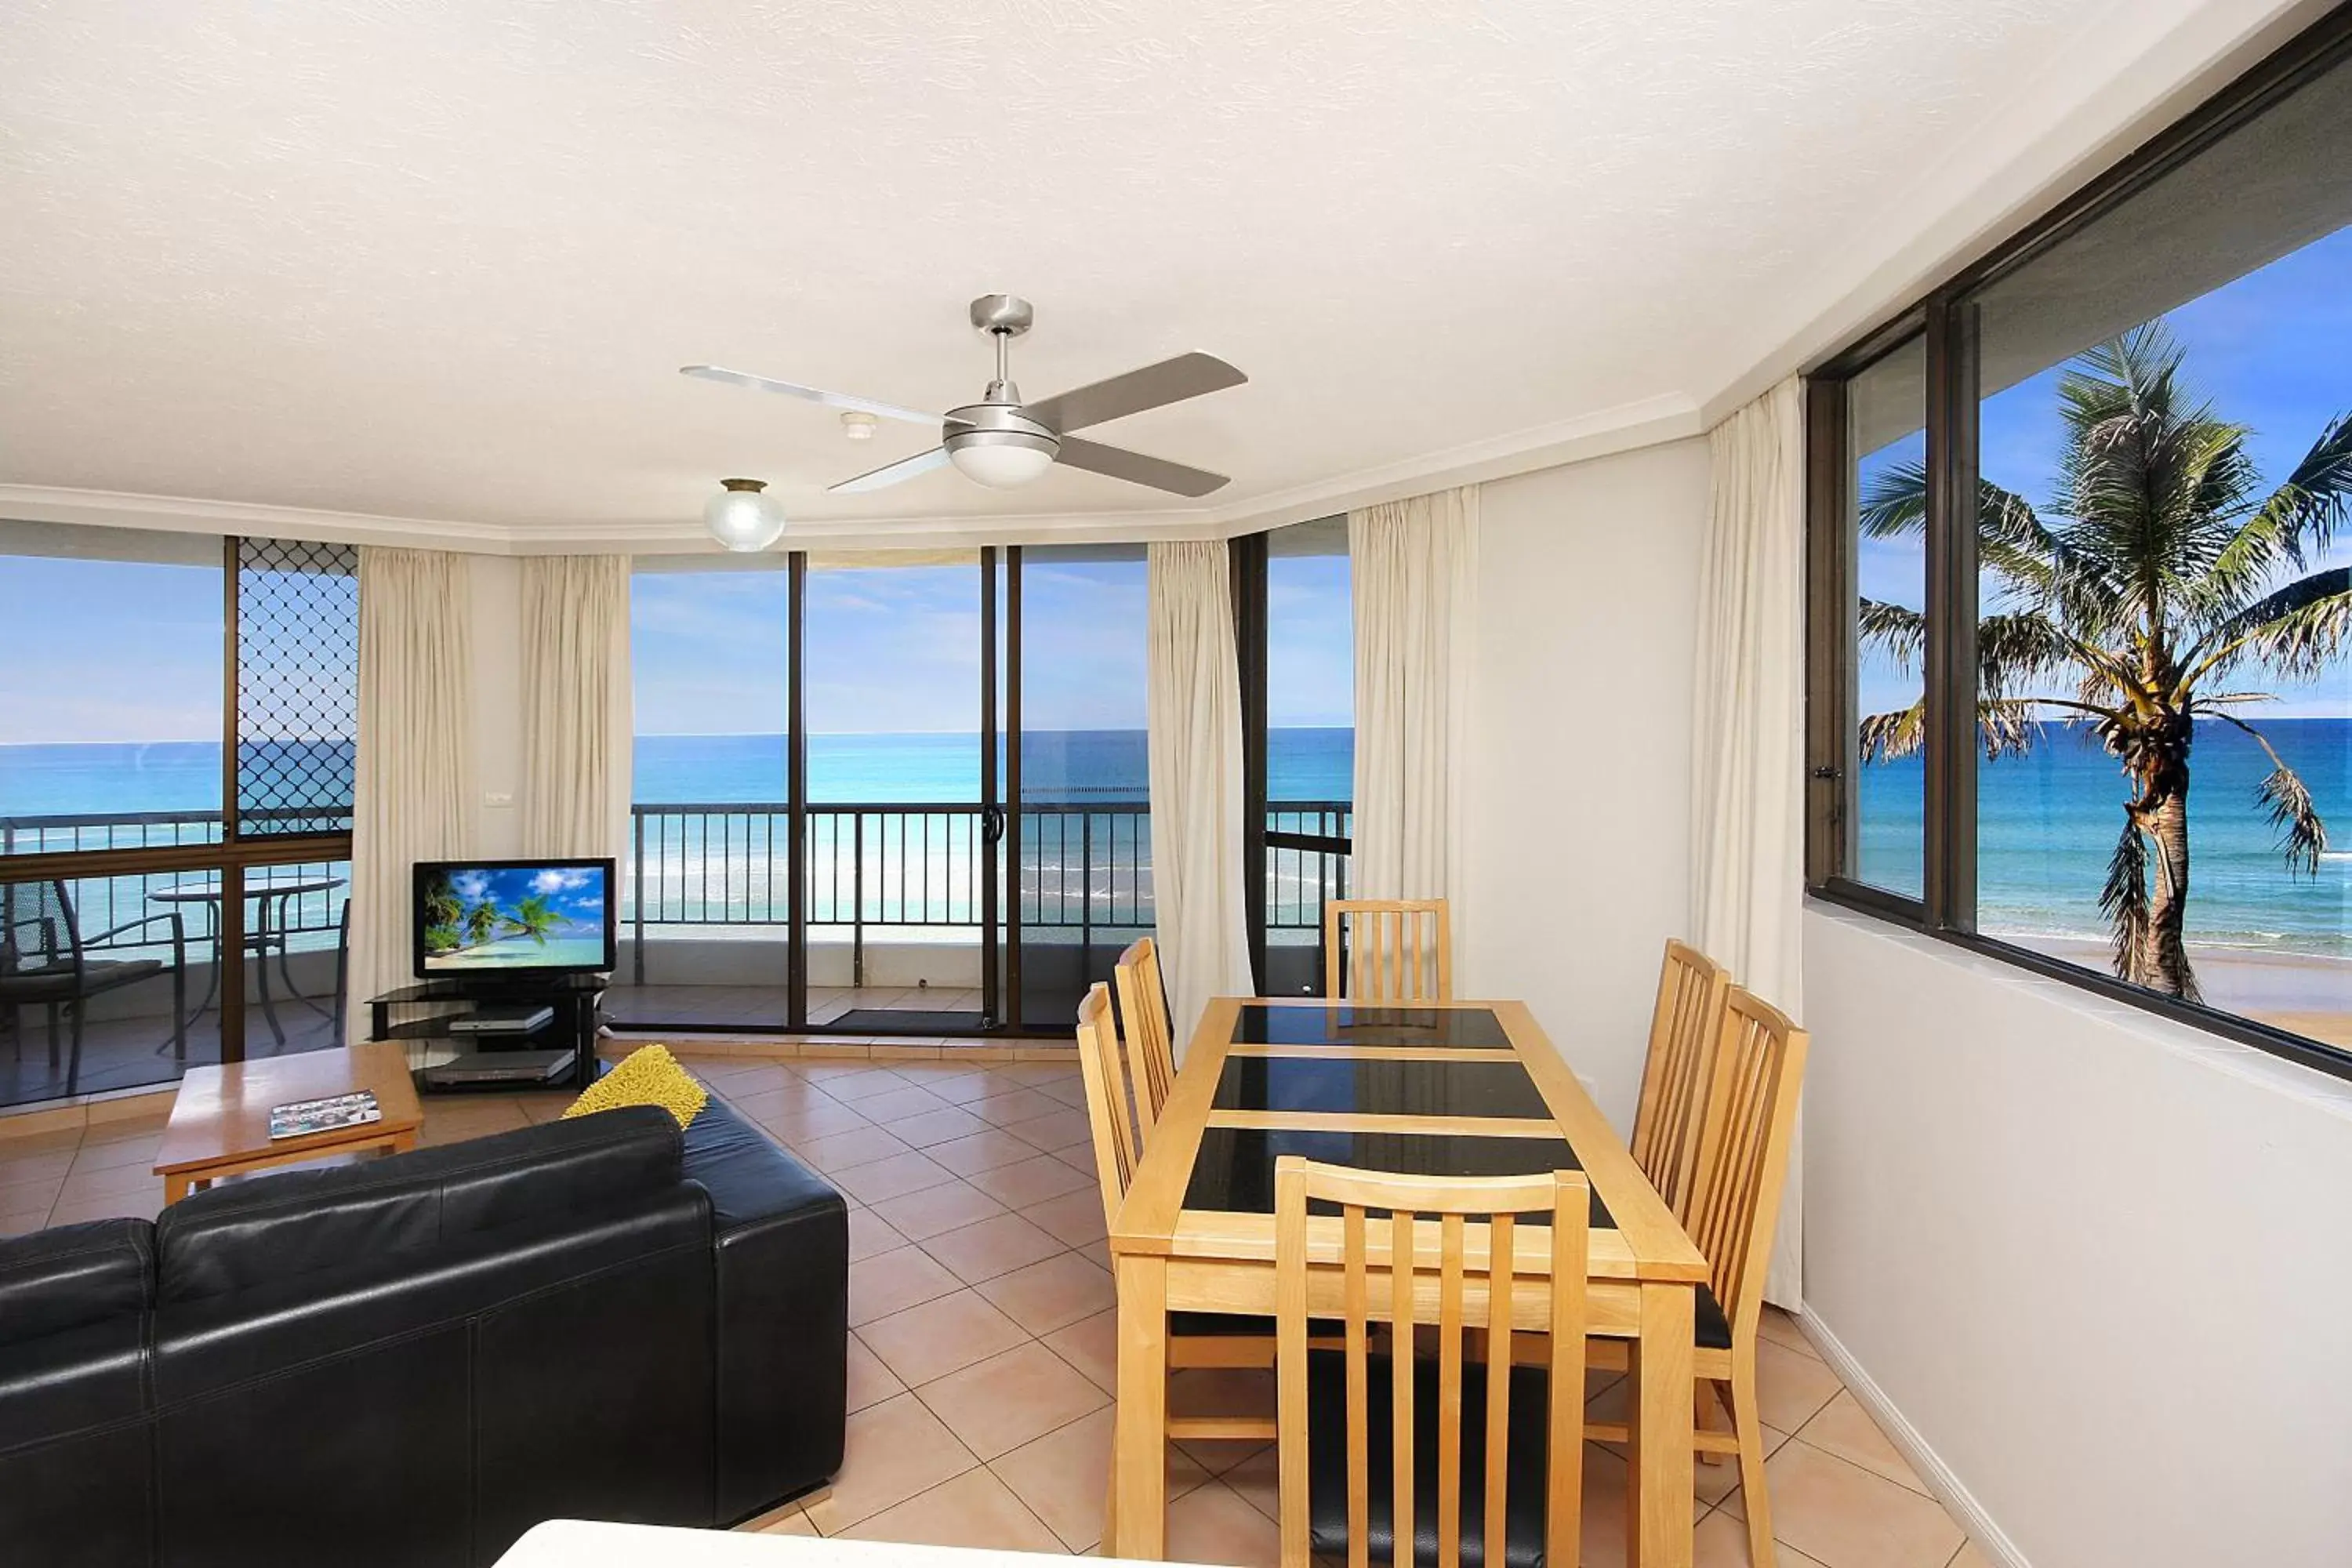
[{"left": 0, "top": 1096, "right": 848, "bottom": 1567}]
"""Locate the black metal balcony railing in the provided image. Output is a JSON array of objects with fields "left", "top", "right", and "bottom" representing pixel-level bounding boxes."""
[{"left": 2, "top": 800, "right": 1352, "bottom": 971}]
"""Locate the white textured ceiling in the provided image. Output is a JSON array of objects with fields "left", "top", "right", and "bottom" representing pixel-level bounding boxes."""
[{"left": 0, "top": 1, "right": 2151, "bottom": 546}]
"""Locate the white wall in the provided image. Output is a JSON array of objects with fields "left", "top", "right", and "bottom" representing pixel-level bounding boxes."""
[
  {"left": 1802, "top": 905, "right": 2352, "bottom": 1567},
  {"left": 1463, "top": 437, "right": 1711, "bottom": 1127}
]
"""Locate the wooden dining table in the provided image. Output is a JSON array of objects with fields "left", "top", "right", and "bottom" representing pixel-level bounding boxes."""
[{"left": 1107, "top": 996, "right": 1708, "bottom": 1567}]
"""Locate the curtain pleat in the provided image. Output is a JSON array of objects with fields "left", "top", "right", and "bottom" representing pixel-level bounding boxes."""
[
  {"left": 1145, "top": 540, "right": 1252, "bottom": 1054},
  {"left": 347, "top": 547, "right": 477, "bottom": 1040},
  {"left": 521, "top": 555, "right": 632, "bottom": 859},
  {"left": 1348, "top": 485, "right": 1479, "bottom": 958},
  {"left": 1690, "top": 377, "right": 1807, "bottom": 1307}
]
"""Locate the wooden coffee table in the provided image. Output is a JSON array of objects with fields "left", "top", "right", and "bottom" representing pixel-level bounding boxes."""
[{"left": 154, "top": 1040, "right": 425, "bottom": 1203}]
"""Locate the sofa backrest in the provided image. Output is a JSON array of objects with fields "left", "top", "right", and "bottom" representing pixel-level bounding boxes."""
[
  {"left": 0, "top": 1217, "right": 153, "bottom": 1341},
  {"left": 154, "top": 1105, "right": 685, "bottom": 1303}
]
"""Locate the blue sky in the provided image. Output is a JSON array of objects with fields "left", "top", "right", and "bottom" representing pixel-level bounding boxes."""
[
  {"left": 445, "top": 862, "right": 608, "bottom": 925},
  {"left": 1857, "top": 223, "right": 2352, "bottom": 720}
]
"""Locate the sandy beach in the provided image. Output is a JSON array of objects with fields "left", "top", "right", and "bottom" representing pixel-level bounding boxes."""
[{"left": 2010, "top": 935, "right": 2352, "bottom": 1047}]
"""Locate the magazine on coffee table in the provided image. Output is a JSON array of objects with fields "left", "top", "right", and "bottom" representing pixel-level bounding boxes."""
[{"left": 268, "top": 1090, "right": 383, "bottom": 1141}]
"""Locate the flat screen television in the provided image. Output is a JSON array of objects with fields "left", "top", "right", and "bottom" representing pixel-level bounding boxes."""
[{"left": 413, "top": 858, "right": 617, "bottom": 978}]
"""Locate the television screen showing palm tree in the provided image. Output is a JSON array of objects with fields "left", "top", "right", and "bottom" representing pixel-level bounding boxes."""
[{"left": 413, "top": 859, "right": 616, "bottom": 976}]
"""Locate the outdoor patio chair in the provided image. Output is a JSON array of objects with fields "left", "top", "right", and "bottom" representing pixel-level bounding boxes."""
[{"left": 0, "top": 878, "right": 187, "bottom": 1097}]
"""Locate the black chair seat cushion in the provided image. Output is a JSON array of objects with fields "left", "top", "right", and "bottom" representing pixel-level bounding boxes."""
[
  {"left": 1305, "top": 1347, "right": 1559, "bottom": 1568},
  {"left": 1172, "top": 1310, "right": 1344, "bottom": 1339},
  {"left": 1695, "top": 1283, "right": 1733, "bottom": 1351},
  {"left": 0, "top": 960, "right": 167, "bottom": 1004}
]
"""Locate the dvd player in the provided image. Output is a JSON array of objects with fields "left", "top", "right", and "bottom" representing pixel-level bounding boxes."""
[
  {"left": 421, "top": 1049, "right": 574, "bottom": 1087},
  {"left": 448, "top": 1004, "right": 554, "bottom": 1035}
]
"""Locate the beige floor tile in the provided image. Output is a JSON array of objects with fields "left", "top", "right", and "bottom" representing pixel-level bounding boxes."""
[
  {"left": 1797, "top": 1392, "right": 1929, "bottom": 1497},
  {"left": 847, "top": 1333, "right": 906, "bottom": 1414},
  {"left": 926, "top": 1128, "right": 1049, "bottom": 1178},
  {"left": 802, "top": 1392, "right": 980, "bottom": 1534},
  {"left": 989, "top": 1405, "right": 1216, "bottom": 1552},
  {"left": 793, "top": 1125, "right": 915, "bottom": 1174},
  {"left": 1041, "top": 1307, "right": 1120, "bottom": 1393},
  {"left": 1575, "top": 1438, "right": 1714, "bottom": 1568},
  {"left": 1034, "top": 1075, "right": 1091, "bottom": 1109},
  {"left": 922, "top": 1212, "right": 1066, "bottom": 1285},
  {"left": 1745, "top": 1439, "right": 1965, "bottom": 1568},
  {"left": 1221, "top": 1443, "right": 1280, "bottom": 1523},
  {"left": 2, "top": 1207, "right": 56, "bottom": 1236},
  {"left": 859, "top": 1289, "right": 1033, "bottom": 1388},
  {"left": 47, "top": 1191, "right": 162, "bottom": 1225},
  {"left": 977, "top": 1251, "right": 1116, "bottom": 1334},
  {"left": 846, "top": 1205, "right": 909, "bottom": 1264},
  {"left": 1759, "top": 1306, "right": 1824, "bottom": 1362},
  {"left": 1001, "top": 1107, "right": 1092, "bottom": 1153},
  {"left": 829, "top": 1150, "right": 961, "bottom": 1207},
  {"left": 1022, "top": 1188, "right": 1111, "bottom": 1249},
  {"left": 753, "top": 1507, "right": 820, "bottom": 1537},
  {"left": 872, "top": 1179, "right": 1008, "bottom": 1243},
  {"left": 852, "top": 1086, "right": 960, "bottom": 1126},
  {"left": 839, "top": 1465, "right": 1065, "bottom": 1552},
  {"left": 1947, "top": 1543, "right": 1993, "bottom": 1567},
  {"left": 1693, "top": 1506, "right": 1830, "bottom": 1568},
  {"left": 913, "top": 1340, "right": 1109, "bottom": 1461},
  {"left": 743, "top": 1096, "right": 874, "bottom": 1145},
  {"left": 68, "top": 1133, "right": 165, "bottom": 1173},
  {"left": 1755, "top": 1336, "right": 1846, "bottom": 1432},
  {"left": 887, "top": 1106, "right": 994, "bottom": 1150},
  {"left": 850, "top": 1245, "right": 964, "bottom": 1327},
  {"left": 1049, "top": 1144, "right": 1099, "bottom": 1178},
  {"left": 921, "top": 1072, "right": 1000, "bottom": 1107},
  {"left": 967, "top": 1153, "right": 1094, "bottom": 1209},
  {"left": 804, "top": 1065, "right": 913, "bottom": 1101},
  {"left": 1167, "top": 1478, "right": 1282, "bottom": 1568},
  {"left": 0, "top": 1146, "right": 79, "bottom": 1188},
  {"left": 56, "top": 1159, "right": 169, "bottom": 1203},
  {"left": 967, "top": 1088, "right": 1065, "bottom": 1127}
]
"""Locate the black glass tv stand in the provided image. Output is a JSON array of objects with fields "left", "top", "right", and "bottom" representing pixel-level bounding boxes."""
[{"left": 365, "top": 974, "right": 604, "bottom": 1094}]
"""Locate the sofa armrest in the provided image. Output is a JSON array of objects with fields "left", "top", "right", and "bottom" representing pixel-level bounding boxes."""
[
  {"left": 680, "top": 1098, "right": 850, "bottom": 1521},
  {"left": 0, "top": 1218, "right": 153, "bottom": 1343}
]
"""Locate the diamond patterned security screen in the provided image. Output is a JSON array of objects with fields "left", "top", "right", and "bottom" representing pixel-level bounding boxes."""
[{"left": 237, "top": 538, "right": 358, "bottom": 837}]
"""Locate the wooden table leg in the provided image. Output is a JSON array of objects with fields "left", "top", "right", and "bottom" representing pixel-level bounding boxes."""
[
  {"left": 1627, "top": 1279, "right": 1696, "bottom": 1568},
  {"left": 1111, "top": 1253, "right": 1169, "bottom": 1559},
  {"left": 163, "top": 1173, "right": 192, "bottom": 1204}
]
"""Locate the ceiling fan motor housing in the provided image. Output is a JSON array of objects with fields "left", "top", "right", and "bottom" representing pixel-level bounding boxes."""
[{"left": 942, "top": 399, "right": 1060, "bottom": 465}]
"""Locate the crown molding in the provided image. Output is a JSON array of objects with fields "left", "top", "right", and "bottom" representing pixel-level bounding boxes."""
[{"left": 0, "top": 390, "right": 1704, "bottom": 557}]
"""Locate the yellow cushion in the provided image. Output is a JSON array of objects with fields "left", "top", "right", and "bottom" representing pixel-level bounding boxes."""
[{"left": 563, "top": 1044, "right": 708, "bottom": 1130}]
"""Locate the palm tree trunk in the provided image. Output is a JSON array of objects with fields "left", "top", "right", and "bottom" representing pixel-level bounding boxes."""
[{"left": 2125, "top": 722, "right": 2200, "bottom": 1002}]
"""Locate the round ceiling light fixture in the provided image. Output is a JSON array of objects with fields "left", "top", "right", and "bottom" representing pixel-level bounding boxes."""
[
  {"left": 703, "top": 477, "right": 786, "bottom": 552},
  {"left": 942, "top": 398, "right": 1058, "bottom": 488},
  {"left": 840, "top": 412, "right": 877, "bottom": 441}
]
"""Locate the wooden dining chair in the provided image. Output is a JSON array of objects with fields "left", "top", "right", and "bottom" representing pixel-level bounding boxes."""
[
  {"left": 1586, "top": 984, "right": 1809, "bottom": 1568},
  {"left": 1628, "top": 939, "right": 1732, "bottom": 1222},
  {"left": 1112, "top": 935, "right": 1176, "bottom": 1136},
  {"left": 1273, "top": 1156, "right": 1590, "bottom": 1568},
  {"left": 1323, "top": 898, "right": 1453, "bottom": 1003}
]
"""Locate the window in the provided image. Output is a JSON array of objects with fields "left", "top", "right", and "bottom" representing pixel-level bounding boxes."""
[
  {"left": 1807, "top": 13, "right": 2352, "bottom": 1076},
  {"left": 1242, "top": 517, "right": 1355, "bottom": 993},
  {"left": 0, "top": 524, "right": 356, "bottom": 1107}
]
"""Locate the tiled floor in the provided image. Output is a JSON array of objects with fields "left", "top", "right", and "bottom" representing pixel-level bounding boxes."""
[{"left": 0, "top": 1049, "right": 1985, "bottom": 1568}]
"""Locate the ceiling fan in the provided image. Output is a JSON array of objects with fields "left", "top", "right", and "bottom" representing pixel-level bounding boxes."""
[{"left": 682, "top": 295, "right": 1246, "bottom": 497}]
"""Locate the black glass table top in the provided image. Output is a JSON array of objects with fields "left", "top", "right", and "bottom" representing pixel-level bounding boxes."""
[
  {"left": 1181, "top": 1127, "right": 1613, "bottom": 1229},
  {"left": 1230, "top": 1004, "right": 1512, "bottom": 1048},
  {"left": 1211, "top": 1056, "right": 1553, "bottom": 1120}
]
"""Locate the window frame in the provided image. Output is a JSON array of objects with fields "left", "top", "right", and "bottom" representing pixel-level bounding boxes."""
[{"left": 1802, "top": 5, "right": 2352, "bottom": 1085}]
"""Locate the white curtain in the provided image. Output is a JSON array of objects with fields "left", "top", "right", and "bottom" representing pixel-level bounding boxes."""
[
  {"left": 1145, "top": 540, "right": 1252, "bottom": 1054},
  {"left": 1690, "top": 377, "right": 1807, "bottom": 1307},
  {"left": 521, "top": 555, "right": 632, "bottom": 859},
  {"left": 348, "top": 547, "right": 477, "bottom": 1041},
  {"left": 1348, "top": 486, "right": 1480, "bottom": 935}
]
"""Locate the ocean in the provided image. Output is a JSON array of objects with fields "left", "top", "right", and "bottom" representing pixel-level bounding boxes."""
[
  {"left": 1859, "top": 717, "right": 2351, "bottom": 956},
  {"left": 5, "top": 722, "right": 2343, "bottom": 957}
]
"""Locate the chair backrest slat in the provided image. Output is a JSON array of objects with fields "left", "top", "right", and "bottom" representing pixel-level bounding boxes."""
[
  {"left": 1686, "top": 985, "right": 1809, "bottom": 1340},
  {"left": 1072, "top": 983, "right": 1143, "bottom": 1233},
  {"left": 1323, "top": 898, "right": 1453, "bottom": 1003},
  {"left": 1273, "top": 1158, "right": 1588, "bottom": 1568},
  {"left": 1629, "top": 939, "right": 1732, "bottom": 1221},
  {"left": 1113, "top": 936, "right": 1176, "bottom": 1133}
]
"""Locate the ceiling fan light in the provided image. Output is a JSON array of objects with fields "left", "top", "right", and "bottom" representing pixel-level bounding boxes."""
[{"left": 703, "top": 477, "right": 786, "bottom": 552}]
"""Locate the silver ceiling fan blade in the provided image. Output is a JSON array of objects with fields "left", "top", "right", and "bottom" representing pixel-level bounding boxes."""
[
  {"left": 1054, "top": 435, "right": 1230, "bottom": 497},
  {"left": 1026, "top": 353, "right": 1247, "bottom": 434},
  {"left": 828, "top": 445, "right": 952, "bottom": 494},
  {"left": 680, "top": 365, "right": 940, "bottom": 426}
]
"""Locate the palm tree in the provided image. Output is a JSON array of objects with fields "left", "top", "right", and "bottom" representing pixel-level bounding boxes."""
[
  {"left": 423, "top": 872, "right": 466, "bottom": 953},
  {"left": 501, "top": 894, "right": 562, "bottom": 946},
  {"left": 1858, "top": 321, "right": 2352, "bottom": 1000},
  {"left": 464, "top": 900, "right": 499, "bottom": 948}
]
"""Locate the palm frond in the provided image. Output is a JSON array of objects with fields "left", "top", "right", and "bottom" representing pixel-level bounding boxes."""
[
  {"left": 1860, "top": 699, "right": 1926, "bottom": 763},
  {"left": 2186, "top": 565, "right": 2352, "bottom": 687},
  {"left": 1857, "top": 597, "right": 1926, "bottom": 673},
  {"left": 2210, "top": 712, "right": 2328, "bottom": 877},
  {"left": 2192, "top": 411, "right": 2352, "bottom": 618},
  {"left": 1858, "top": 458, "right": 1927, "bottom": 540},
  {"left": 2099, "top": 813, "right": 2150, "bottom": 983}
]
